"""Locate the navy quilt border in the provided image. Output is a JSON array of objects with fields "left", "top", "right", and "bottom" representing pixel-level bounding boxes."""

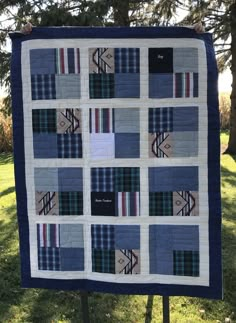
[{"left": 10, "top": 27, "right": 222, "bottom": 299}]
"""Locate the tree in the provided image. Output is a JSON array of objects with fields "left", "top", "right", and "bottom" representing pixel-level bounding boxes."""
[
  {"left": 0, "top": 0, "right": 161, "bottom": 116},
  {"left": 153, "top": 0, "right": 236, "bottom": 154}
]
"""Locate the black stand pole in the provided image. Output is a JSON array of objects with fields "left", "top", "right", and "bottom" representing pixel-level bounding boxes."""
[
  {"left": 80, "top": 291, "right": 90, "bottom": 323},
  {"left": 162, "top": 296, "right": 170, "bottom": 323}
]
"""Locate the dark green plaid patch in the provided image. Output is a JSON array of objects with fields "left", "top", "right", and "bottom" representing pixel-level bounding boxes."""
[
  {"left": 149, "top": 192, "right": 173, "bottom": 216},
  {"left": 32, "top": 109, "right": 56, "bottom": 133},
  {"left": 114, "top": 167, "right": 140, "bottom": 192},
  {"left": 92, "top": 249, "right": 115, "bottom": 273},
  {"left": 59, "top": 192, "right": 83, "bottom": 215},
  {"left": 89, "top": 74, "right": 115, "bottom": 99},
  {"left": 173, "top": 250, "right": 199, "bottom": 277}
]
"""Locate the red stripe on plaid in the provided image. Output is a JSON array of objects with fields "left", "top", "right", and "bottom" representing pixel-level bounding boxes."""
[
  {"left": 95, "top": 109, "right": 99, "bottom": 133},
  {"left": 60, "top": 48, "right": 65, "bottom": 74},
  {"left": 186, "top": 73, "right": 190, "bottom": 97}
]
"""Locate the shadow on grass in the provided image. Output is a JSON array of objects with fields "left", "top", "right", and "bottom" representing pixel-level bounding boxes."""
[
  {"left": 0, "top": 212, "right": 26, "bottom": 321},
  {"left": 0, "top": 153, "right": 13, "bottom": 165},
  {"left": 0, "top": 186, "right": 15, "bottom": 198},
  {"left": 28, "top": 289, "right": 137, "bottom": 323},
  {"left": 221, "top": 165, "right": 236, "bottom": 188}
]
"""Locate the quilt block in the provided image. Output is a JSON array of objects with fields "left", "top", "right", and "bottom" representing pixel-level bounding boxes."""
[{"left": 10, "top": 27, "right": 222, "bottom": 298}]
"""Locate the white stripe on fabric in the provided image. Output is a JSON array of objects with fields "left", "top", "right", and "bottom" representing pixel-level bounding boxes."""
[{"left": 64, "top": 48, "right": 69, "bottom": 74}]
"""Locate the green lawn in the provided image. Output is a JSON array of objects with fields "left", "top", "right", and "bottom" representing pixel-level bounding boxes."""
[{"left": 0, "top": 134, "right": 236, "bottom": 322}]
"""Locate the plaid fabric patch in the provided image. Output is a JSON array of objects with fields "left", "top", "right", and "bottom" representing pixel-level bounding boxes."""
[
  {"left": 149, "top": 192, "right": 173, "bottom": 216},
  {"left": 174, "top": 73, "right": 199, "bottom": 98},
  {"left": 31, "top": 74, "right": 56, "bottom": 100},
  {"left": 114, "top": 168, "right": 140, "bottom": 192},
  {"left": 57, "top": 134, "right": 82, "bottom": 158},
  {"left": 91, "top": 168, "right": 114, "bottom": 192},
  {"left": 89, "top": 108, "right": 114, "bottom": 133},
  {"left": 149, "top": 108, "right": 173, "bottom": 133},
  {"left": 115, "top": 48, "right": 140, "bottom": 73},
  {"left": 89, "top": 74, "right": 114, "bottom": 99},
  {"left": 59, "top": 192, "right": 83, "bottom": 215},
  {"left": 173, "top": 250, "right": 199, "bottom": 276},
  {"left": 92, "top": 249, "right": 115, "bottom": 273},
  {"left": 116, "top": 192, "right": 140, "bottom": 216},
  {"left": 91, "top": 225, "right": 115, "bottom": 249},
  {"left": 38, "top": 247, "right": 61, "bottom": 271},
  {"left": 37, "top": 224, "right": 60, "bottom": 247},
  {"left": 32, "top": 109, "right": 56, "bottom": 133},
  {"left": 55, "top": 48, "right": 80, "bottom": 74}
]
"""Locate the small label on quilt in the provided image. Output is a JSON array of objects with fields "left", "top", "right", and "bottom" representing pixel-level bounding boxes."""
[{"left": 95, "top": 199, "right": 112, "bottom": 203}]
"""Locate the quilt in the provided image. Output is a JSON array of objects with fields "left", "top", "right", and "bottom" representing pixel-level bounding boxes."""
[{"left": 10, "top": 27, "right": 222, "bottom": 298}]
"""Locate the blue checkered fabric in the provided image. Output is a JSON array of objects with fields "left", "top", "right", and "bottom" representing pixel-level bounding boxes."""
[
  {"left": 91, "top": 168, "right": 114, "bottom": 192},
  {"left": 91, "top": 225, "right": 115, "bottom": 249},
  {"left": 31, "top": 74, "right": 56, "bottom": 100},
  {"left": 57, "top": 134, "right": 82, "bottom": 158},
  {"left": 38, "top": 247, "right": 61, "bottom": 270},
  {"left": 115, "top": 48, "right": 140, "bottom": 73},
  {"left": 149, "top": 107, "right": 173, "bottom": 133}
]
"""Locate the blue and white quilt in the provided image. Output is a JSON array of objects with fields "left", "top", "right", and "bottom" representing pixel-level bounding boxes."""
[{"left": 10, "top": 27, "right": 222, "bottom": 298}]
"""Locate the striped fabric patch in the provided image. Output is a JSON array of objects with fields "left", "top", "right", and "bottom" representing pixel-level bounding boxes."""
[
  {"left": 55, "top": 48, "right": 80, "bottom": 74},
  {"left": 174, "top": 73, "right": 198, "bottom": 98},
  {"left": 90, "top": 108, "right": 114, "bottom": 133},
  {"left": 37, "top": 224, "right": 60, "bottom": 248},
  {"left": 117, "top": 192, "right": 140, "bottom": 216}
]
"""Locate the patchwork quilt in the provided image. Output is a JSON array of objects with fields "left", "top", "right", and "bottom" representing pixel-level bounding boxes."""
[{"left": 10, "top": 27, "right": 222, "bottom": 298}]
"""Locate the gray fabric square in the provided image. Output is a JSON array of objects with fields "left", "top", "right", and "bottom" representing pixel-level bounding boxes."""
[
  {"left": 173, "top": 48, "right": 198, "bottom": 73},
  {"left": 149, "top": 167, "right": 198, "bottom": 192},
  {"left": 33, "top": 134, "right": 57, "bottom": 158},
  {"left": 149, "top": 74, "right": 173, "bottom": 98},
  {"left": 56, "top": 74, "right": 80, "bottom": 99},
  {"left": 30, "top": 49, "right": 56, "bottom": 75},
  {"left": 58, "top": 167, "right": 83, "bottom": 191},
  {"left": 115, "top": 133, "right": 140, "bottom": 158},
  {"left": 114, "top": 73, "right": 140, "bottom": 98},
  {"left": 60, "top": 248, "right": 84, "bottom": 271},
  {"left": 60, "top": 224, "right": 84, "bottom": 248},
  {"left": 172, "top": 132, "right": 198, "bottom": 157},
  {"left": 115, "top": 225, "right": 140, "bottom": 249},
  {"left": 34, "top": 168, "right": 58, "bottom": 191},
  {"left": 114, "top": 108, "right": 140, "bottom": 133}
]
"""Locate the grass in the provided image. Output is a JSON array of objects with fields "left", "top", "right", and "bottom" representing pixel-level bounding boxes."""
[{"left": 0, "top": 134, "right": 236, "bottom": 323}]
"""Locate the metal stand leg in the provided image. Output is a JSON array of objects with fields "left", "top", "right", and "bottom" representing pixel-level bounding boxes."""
[
  {"left": 80, "top": 291, "right": 90, "bottom": 323},
  {"left": 162, "top": 296, "right": 170, "bottom": 323},
  {"left": 145, "top": 295, "right": 154, "bottom": 323}
]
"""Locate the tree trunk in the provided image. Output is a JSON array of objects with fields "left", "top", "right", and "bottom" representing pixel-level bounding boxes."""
[
  {"left": 225, "top": 3, "right": 236, "bottom": 155},
  {"left": 113, "top": 0, "right": 130, "bottom": 26}
]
